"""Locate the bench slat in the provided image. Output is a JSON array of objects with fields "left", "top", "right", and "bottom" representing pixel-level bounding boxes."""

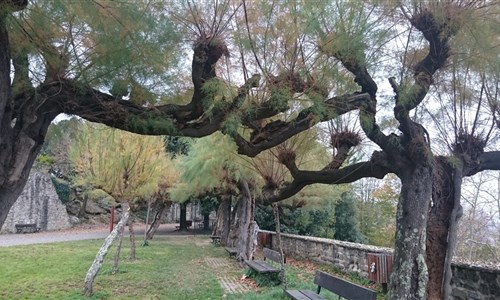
[
  {"left": 285, "top": 289, "right": 325, "bottom": 300},
  {"left": 225, "top": 247, "right": 238, "bottom": 256},
  {"left": 314, "top": 271, "right": 377, "bottom": 300},
  {"left": 300, "top": 290, "right": 325, "bottom": 300},
  {"left": 245, "top": 260, "right": 280, "bottom": 273},
  {"left": 285, "top": 289, "right": 320, "bottom": 300}
]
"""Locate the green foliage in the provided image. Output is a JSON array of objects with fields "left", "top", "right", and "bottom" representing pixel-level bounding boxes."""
[
  {"left": 245, "top": 268, "right": 281, "bottom": 286},
  {"left": 222, "top": 114, "right": 242, "bottom": 136},
  {"left": 50, "top": 176, "right": 71, "bottom": 204},
  {"left": 199, "top": 196, "right": 219, "bottom": 215},
  {"left": 164, "top": 136, "right": 191, "bottom": 157},
  {"left": 356, "top": 176, "right": 398, "bottom": 247},
  {"left": 170, "top": 132, "right": 254, "bottom": 202},
  {"left": 127, "top": 115, "right": 177, "bottom": 135},
  {"left": 334, "top": 192, "right": 366, "bottom": 243},
  {"left": 85, "top": 188, "right": 117, "bottom": 209},
  {"left": 36, "top": 154, "right": 55, "bottom": 167},
  {"left": 256, "top": 201, "right": 336, "bottom": 239},
  {"left": 9, "top": 1, "right": 182, "bottom": 88},
  {"left": 268, "top": 87, "right": 292, "bottom": 112}
]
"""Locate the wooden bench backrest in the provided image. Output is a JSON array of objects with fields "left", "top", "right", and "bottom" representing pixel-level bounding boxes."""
[
  {"left": 262, "top": 247, "right": 284, "bottom": 264},
  {"left": 314, "top": 271, "right": 377, "bottom": 300}
]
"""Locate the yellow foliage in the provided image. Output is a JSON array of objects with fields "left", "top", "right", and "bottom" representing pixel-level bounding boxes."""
[{"left": 70, "top": 122, "right": 177, "bottom": 202}]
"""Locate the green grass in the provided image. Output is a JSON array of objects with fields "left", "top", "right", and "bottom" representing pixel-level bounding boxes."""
[{"left": 0, "top": 237, "right": 385, "bottom": 299}]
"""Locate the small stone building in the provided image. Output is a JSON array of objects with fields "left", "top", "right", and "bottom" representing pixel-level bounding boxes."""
[{"left": 1, "top": 171, "right": 71, "bottom": 233}]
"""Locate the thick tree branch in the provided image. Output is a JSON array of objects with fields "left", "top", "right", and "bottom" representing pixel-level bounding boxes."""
[
  {"left": 26, "top": 74, "right": 259, "bottom": 137},
  {"left": 0, "top": 0, "right": 27, "bottom": 12},
  {"left": 466, "top": 151, "right": 500, "bottom": 176},
  {"left": 394, "top": 8, "right": 455, "bottom": 138},
  {"left": 263, "top": 151, "right": 393, "bottom": 204},
  {"left": 0, "top": 12, "right": 11, "bottom": 128},
  {"left": 232, "top": 92, "right": 370, "bottom": 157}
]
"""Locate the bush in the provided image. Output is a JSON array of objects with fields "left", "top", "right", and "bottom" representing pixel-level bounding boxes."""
[{"left": 50, "top": 176, "right": 71, "bottom": 204}]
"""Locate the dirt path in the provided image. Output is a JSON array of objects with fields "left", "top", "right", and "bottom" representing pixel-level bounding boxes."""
[{"left": 0, "top": 223, "right": 208, "bottom": 247}]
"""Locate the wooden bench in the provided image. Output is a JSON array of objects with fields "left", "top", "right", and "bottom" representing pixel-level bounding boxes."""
[
  {"left": 285, "top": 270, "right": 377, "bottom": 300},
  {"left": 15, "top": 223, "right": 41, "bottom": 234},
  {"left": 210, "top": 236, "right": 221, "bottom": 245},
  {"left": 245, "top": 247, "right": 284, "bottom": 274},
  {"left": 225, "top": 247, "right": 238, "bottom": 257}
]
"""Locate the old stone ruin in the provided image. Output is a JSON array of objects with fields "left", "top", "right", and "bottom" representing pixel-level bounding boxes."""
[{"left": 1, "top": 171, "right": 71, "bottom": 233}]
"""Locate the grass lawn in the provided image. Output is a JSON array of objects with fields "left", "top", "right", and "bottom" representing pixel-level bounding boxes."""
[{"left": 0, "top": 236, "right": 383, "bottom": 299}]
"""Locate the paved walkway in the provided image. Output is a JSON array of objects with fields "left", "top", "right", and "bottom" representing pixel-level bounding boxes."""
[{"left": 0, "top": 223, "right": 208, "bottom": 247}]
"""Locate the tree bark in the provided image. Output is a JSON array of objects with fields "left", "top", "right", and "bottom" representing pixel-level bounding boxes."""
[
  {"left": 179, "top": 203, "right": 188, "bottom": 230},
  {"left": 232, "top": 180, "right": 258, "bottom": 264},
  {"left": 112, "top": 220, "right": 126, "bottom": 275},
  {"left": 213, "top": 196, "right": 231, "bottom": 245},
  {"left": 83, "top": 208, "right": 130, "bottom": 296},
  {"left": 203, "top": 213, "right": 210, "bottom": 231},
  {"left": 426, "top": 158, "right": 454, "bottom": 300},
  {"left": 272, "top": 203, "right": 287, "bottom": 290},
  {"left": 426, "top": 158, "right": 464, "bottom": 300},
  {"left": 389, "top": 164, "right": 433, "bottom": 300},
  {"left": 128, "top": 213, "right": 136, "bottom": 260},
  {"left": 146, "top": 201, "right": 169, "bottom": 240}
]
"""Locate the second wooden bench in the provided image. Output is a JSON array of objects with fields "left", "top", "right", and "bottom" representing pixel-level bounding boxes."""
[
  {"left": 285, "top": 270, "right": 377, "bottom": 300},
  {"left": 245, "top": 247, "right": 284, "bottom": 274}
]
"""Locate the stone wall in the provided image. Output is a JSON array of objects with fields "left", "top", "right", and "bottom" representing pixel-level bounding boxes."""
[
  {"left": 450, "top": 262, "right": 500, "bottom": 300},
  {"left": 1, "top": 171, "right": 71, "bottom": 233},
  {"left": 260, "top": 230, "right": 500, "bottom": 299}
]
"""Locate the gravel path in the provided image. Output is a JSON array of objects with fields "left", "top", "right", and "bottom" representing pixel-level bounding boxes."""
[{"left": 0, "top": 223, "right": 206, "bottom": 247}]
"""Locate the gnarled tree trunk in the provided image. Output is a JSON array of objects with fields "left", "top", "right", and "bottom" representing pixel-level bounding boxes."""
[
  {"left": 389, "top": 164, "right": 433, "bottom": 300},
  {"left": 213, "top": 196, "right": 231, "bottom": 245},
  {"left": 228, "top": 180, "right": 258, "bottom": 264},
  {"left": 426, "top": 157, "right": 464, "bottom": 300}
]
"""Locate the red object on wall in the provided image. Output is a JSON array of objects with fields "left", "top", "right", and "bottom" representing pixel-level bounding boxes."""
[
  {"left": 109, "top": 207, "right": 115, "bottom": 232},
  {"left": 367, "top": 253, "right": 393, "bottom": 283},
  {"left": 258, "top": 232, "right": 272, "bottom": 248}
]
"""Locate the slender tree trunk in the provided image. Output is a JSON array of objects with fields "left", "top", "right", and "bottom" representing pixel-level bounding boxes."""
[
  {"left": 79, "top": 192, "right": 88, "bottom": 218},
  {"left": 203, "top": 213, "right": 210, "bottom": 230},
  {"left": 112, "top": 221, "right": 126, "bottom": 274},
  {"left": 146, "top": 201, "right": 169, "bottom": 240},
  {"left": 83, "top": 207, "right": 130, "bottom": 296},
  {"left": 143, "top": 200, "right": 151, "bottom": 244},
  {"left": 179, "top": 203, "right": 188, "bottom": 230},
  {"left": 389, "top": 164, "right": 433, "bottom": 300},
  {"left": 272, "top": 203, "right": 287, "bottom": 290},
  {"left": 128, "top": 214, "right": 136, "bottom": 260}
]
